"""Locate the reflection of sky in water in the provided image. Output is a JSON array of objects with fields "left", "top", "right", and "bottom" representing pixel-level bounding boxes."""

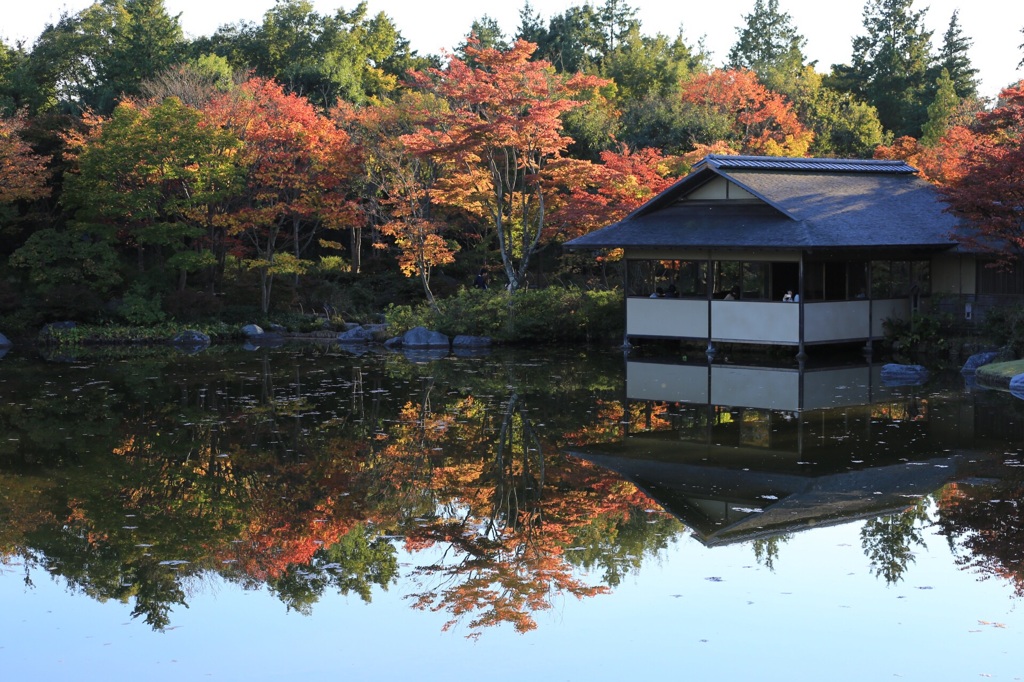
[{"left": 3, "top": 514, "right": 1022, "bottom": 681}]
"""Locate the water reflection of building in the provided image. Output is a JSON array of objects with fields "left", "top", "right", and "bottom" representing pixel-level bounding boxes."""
[{"left": 570, "top": 359, "right": 983, "bottom": 546}]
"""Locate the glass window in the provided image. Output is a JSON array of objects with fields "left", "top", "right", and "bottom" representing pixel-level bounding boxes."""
[
  {"left": 742, "top": 262, "right": 768, "bottom": 300},
  {"left": 804, "top": 262, "right": 824, "bottom": 301},
  {"left": 714, "top": 261, "right": 741, "bottom": 299},
  {"left": 849, "top": 261, "right": 868, "bottom": 299},
  {"left": 675, "top": 260, "right": 708, "bottom": 298}
]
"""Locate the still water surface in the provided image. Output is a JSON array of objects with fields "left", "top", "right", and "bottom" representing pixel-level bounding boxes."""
[{"left": 1, "top": 344, "right": 1022, "bottom": 681}]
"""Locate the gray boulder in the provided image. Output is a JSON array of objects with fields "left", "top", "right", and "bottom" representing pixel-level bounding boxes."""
[
  {"left": 880, "top": 363, "right": 929, "bottom": 386},
  {"left": 172, "top": 330, "right": 211, "bottom": 353},
  {"left": 1010, "top": 374, "right": 1024, "bottom": 400},
  {"left": 0, "top": 332, "right": 11, "bottom": 348},
  {"left": 241, "top": 324, "right": 264, "bottom": 337},
  {"left": 383, "top": 336, "right": 402, "bottom": 349},
  {"left": 338, "top": 326, "right": 374, "bottom": 343},
  {"left": 961, "top": 351, "right": 1000, "bottom": 374},
  {"left": 402, "top": 326, "right": 449, "bottom": 349}
]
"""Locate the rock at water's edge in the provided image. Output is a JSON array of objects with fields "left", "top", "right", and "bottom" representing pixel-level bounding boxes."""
[
  {"left": 402, "top": 326, "right": 449, "bottom": 349},
  {"left": 880, "top": 363, "right": 929, "bottom": 386},
  {"left": 961, "top": 351, "right": 1000, "bottom": 374}
]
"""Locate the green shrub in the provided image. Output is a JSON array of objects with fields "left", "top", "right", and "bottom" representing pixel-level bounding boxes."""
[
  {"left": 386, "top": 286, "right": 623, "bottom": 344},
  {"left": 119, "top": 285, "right": 166, "bottom": 325},
  {"left": 981, "top": 304, "right": 1024, "bottom": 356},
  {"left": 882, "top": 311, "right": 956, "bottom": 363}
]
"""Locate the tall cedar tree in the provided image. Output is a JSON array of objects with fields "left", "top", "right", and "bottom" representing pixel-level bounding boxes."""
[
  {"left": 832, "top": 0, "right": 934, "bottom": 139},
  {"left": 727, "top": 0, "right": 808, "bottom": 95},
  {"left": 403, "top": 40, "right": 606, "bottom": 292},
  {"left": 931, "top": 10, "right": 978, "bottom": 101}
]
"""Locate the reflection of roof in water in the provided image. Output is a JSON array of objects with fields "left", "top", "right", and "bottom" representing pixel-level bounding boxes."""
[{"left": 568, "top": 443, "right": 961, "bottom": 547}]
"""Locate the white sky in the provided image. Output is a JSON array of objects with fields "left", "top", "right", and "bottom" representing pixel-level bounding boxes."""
[{"left": 3, "top": 0, "right": 1022, "bottom": 100}]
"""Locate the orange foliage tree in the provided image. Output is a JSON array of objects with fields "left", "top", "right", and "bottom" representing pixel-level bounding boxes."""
[
  {"left": 939, "top": 81, "right": 1024, "bottom": 267},
  {"left": 873, "top": 125, "right": 978, "bottom": 187},
  {"left": 403, "top": 39, "right": 607, "bottom": 291},
  {"left": 0, "top": 113, "right": 50, "bottom": 205},
  {"left": 678, "top": 68, "right": 814, "bottom": 157},
  {"left": 336, "top": 93, "right": 457, "bottom": 305},
  {"left": 205, "top": 77, "right": 359, "bottom": 312},
  {"left": 546, "top": 145, "right": 679, "bottom": 242}
]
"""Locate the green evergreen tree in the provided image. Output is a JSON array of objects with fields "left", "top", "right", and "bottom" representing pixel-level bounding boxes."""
[
  {"left": 602, "top": 27, "right": 703, "bottom": 101},
  {"left": 24, "top": 0, "right": 185, "bottom": 114},
  {"left": 598, "top": 0, "right": 640, "bottom": 54},
  {"left": 457, "top": 15, "right": 510, "bottom": 59},
  {"left": 533, "top": 4, "right": 604, "bottom": 73},
  {"left": 727, "top": 0, "right": 808, "bottom": 94},
  {"left": 920, "top": 68, "right": 958, "bottom": 146},
  {"left": 930, "top": 10, "right": 978, "bottom": 100},
  {"left": 516, "top": 1, "right": 547, "bottom": 46},
  {"left": 828, "top": 0, "right": 934, "bottom": 139},
  {"left": 198, "top": 0, "right": 418, "bottom": 108},
  {"left": 0, "top": 39, "right": 31, "bottom": 114}
]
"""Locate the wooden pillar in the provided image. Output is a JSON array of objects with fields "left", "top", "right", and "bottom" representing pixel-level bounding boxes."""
[
  {"left": 796, "top": 253, "right": 807, "bottom": 362},
  {"left": 864, "top": 260, "right": 874, "bottom": 357},
  {"left": 706, "top": 252, "right": 715, "bottom": 359},
  {"left": 622, "top": 257, "right": 631, "bottom": 349}
]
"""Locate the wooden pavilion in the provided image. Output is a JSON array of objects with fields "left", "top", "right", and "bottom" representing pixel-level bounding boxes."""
[{"left": 565, "top": 155, "right": 975, "bottom": 356}]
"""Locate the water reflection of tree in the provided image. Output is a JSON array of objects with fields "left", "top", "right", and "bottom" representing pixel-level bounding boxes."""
[
  {"left": 753, "top": 535, "right": 790, "bottom": 572},
  {"left": 860, "top": 499, "right": 930, "bottom": 584},
  {"left": 393, "top": 392, "right": 680, "bottom": 636},
  {"left": 0, "top": 349, "right": 682, "bottom": 635},
  {"left": 935, "top": 481, "right": 1024, "bottom": 597}
]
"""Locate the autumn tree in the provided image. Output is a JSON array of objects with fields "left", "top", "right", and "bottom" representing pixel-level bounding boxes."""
[
  {"left": 677, "top": 68, "right": 814, "bottom": 156},
  {"left": 337, "top": 92, "right": 457, "bottom": 305},
  {"left": 0, "top": 112, "right": 50, "bottom": 205},
  {"left": 138, "top": 54, "right": 238, "bottom": 108},
  {"left": 62, "top": 97, "right": 242, "bottom": 299},
  {"left": 941, "top": 81, "right": 1024, "bottom": 268},
  {"left": 205, "top": 77, "right": 358, "bottom": 313},
  {"left": 546, "top": 145, "right": 677, "bottom": 242},
  {"left": 404, "top": 40, "right": 605, "bottom": 291}
]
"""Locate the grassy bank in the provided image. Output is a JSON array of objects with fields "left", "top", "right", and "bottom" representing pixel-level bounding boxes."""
[{"left": 975, "top": 360, "right": 1024, "bottom": 391}]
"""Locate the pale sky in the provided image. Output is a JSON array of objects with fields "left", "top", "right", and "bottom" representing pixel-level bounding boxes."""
[{"left": 3, "top": 0, "right": 1022, "bottom": 100}]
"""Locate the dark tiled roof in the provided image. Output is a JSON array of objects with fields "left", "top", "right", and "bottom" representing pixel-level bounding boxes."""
[
  {"left": 696, "top": 154, "right": 917, "bottom": 174},
  {"left": 565, "top": 155, "right": 961, "bottom": 252}
]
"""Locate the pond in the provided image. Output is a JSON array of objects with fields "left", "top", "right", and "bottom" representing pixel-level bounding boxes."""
[{"left": 1, "top": 343, "right": 1022, "bottom": 681}]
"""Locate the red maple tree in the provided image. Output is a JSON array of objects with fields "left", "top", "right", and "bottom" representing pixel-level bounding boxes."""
[{"left": 940, "top": 81, "right": 1024, "bottom": 266}]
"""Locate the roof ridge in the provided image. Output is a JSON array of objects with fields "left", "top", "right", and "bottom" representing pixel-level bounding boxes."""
[{"left": 697, "top": 155, "right": 917, "bottom": 174}]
